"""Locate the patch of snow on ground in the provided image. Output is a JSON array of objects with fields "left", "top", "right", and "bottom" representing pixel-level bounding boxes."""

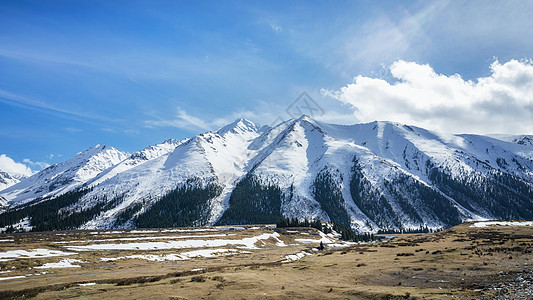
[
  {"left": 101, "top": 249, "right": 247, "bottom": 262},
  {"left": 326, "top": 242, "right": 355, "bottom": 248},
  {"left": 34, "top": 258, "right": 87, "bottom": 269},
  {"left": 217, "top": 226, "right": 245, "bottom": 231},
  {"left": 295, "top": 231, "right": 334, "bottom": 244},
  {"left": 191, "top": 268, "right": 206, "bottom": 272},
  {"left": 470, "top": 221, "right": 533, "bottom": 228},
  {"left": 79, "top": 282, "right": 96, "bottom": 286},
  {"left": 273, "top": 235, "right": 287, "bottom": 247},
  {"left": 160, "top": 228, "right": 218, "bottom": 233},
  {"left": 0, "top": 249, "right": 77, "bottom": 261},
  {"left": 54, "top": 233, "right": 234, "bottom": 244},
  {"left": 128, "top": 230, "right": 160, "bottom": 234},
  {"left": 67, "top": 232, "right": 282, "bottom": 251},
  {"left": 282, "top": 251, "right": 312, "bottom": 262},
  {"left": 181, "top": 248, "right": 249, "bottom": 258},
  {"left": 0, "top": 275, "right": 26, "bottom": 281},
  {"left": 25, "top": 272, "right": 48, "bottom": 276}
]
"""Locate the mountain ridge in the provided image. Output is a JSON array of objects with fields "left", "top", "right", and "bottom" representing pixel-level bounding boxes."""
[{"left": 1, "top": 117, "right": 532, "bottom": 232}]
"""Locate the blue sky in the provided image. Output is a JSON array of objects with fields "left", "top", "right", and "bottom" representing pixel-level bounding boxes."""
[{"left": 1, "top": 0, "right": 533, "bottom": 172}]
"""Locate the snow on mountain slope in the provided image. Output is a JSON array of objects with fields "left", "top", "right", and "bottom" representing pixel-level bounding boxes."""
[
  {"left": 0, "top": 170, "right": 21, "bottom": 207},
  {"left": 316, "top": 120, "right": 533, "bottom": 183},
  {"left": 85, "top": 139, "right": 185, "bottom": 188},
  {"left": 489, "top": 134, "right": 533, "bottom": 147},
  {"left": 312, "top": 120, "right": 532, "bottom": 218},
  {"left": 1, "top": 117, "right": 532, "bottom": 232},
  {"left": 203, "top": 119, "right": 267, "bottom": 223},
  {"left": 0, "top": 171, "right": 20, "bottom": 192},
  {"left": 0, "top": 145, "right": 129, "bottom": 207},
  {"left": 513, "top": 135, "right": 533, "bottom": 147},
  {"left": 73, "top": 119, "right": 266, "bottom": 228},
  {"left": 250, "top": 117, "right": 330, "bottom": 220},
  {"left": 239, "top": 117, "right": 476, "bottom": 231}
]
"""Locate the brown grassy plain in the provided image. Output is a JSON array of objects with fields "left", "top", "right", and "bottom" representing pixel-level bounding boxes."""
[{"left": 0, "top": 222, "right": 532, "bottom": 299}]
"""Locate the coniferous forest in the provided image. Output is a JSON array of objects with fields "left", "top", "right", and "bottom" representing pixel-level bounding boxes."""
[
  {"left": 216, "top": 174, "right": 283, "bottom": 225},
  {"left": 0, "top": 189, "right": 126, "bottom": 231},
  {"left": 135, "top": 179, "right": 222, "bottom": 228}
]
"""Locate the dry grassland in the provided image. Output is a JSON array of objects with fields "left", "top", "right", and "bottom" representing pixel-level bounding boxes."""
[{"left": 0, "top": 223, "right": 532, "bottom": 299}]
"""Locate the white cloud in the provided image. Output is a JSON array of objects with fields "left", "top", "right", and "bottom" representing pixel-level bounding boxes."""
[
  {"left": 22, "top": 159, "right": 50, "bottom": 171},
  {"left": 145, "top": 108, "right": 211, "bottom": 132},
  {"left": 145, "top": 102, "right": 290, "bottom": 133},
  {"left": 269, "top": 22, "right": 282, "bottom": 33},
  {"left": 123, "top": 129, "right": 140, "bottom": 135},
  {"left": 65, "top": 127, "right": 83, "bottom": 133},
  {"left": 0, "top": 154, "right": 34, "bottom": 177},
  {"left": 324, "top": 59, "right": 533, "bottom": 134},
  {"left": 0, "top": 89, "right": 116, "bottom": 125}
]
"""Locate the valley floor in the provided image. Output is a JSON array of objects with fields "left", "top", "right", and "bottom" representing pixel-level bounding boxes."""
[{"left": 0, "top": 222, "right": 532, "bottom": 299}]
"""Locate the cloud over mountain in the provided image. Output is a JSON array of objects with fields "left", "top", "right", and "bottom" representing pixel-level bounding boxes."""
[
  {"left": 0, "top": 154, "right": 34, "bottom": 177},
  {"left": 326, "top": 59, "right": 533, "bottom": 134}
]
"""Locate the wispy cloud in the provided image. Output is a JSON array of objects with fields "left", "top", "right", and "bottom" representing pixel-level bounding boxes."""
[
  {"left": 268, "top": 21, "right": 282, "bottom": 33},
  {"left": 0, "top": 47, "right": 95, "bottom": 70},
  {"left": 65, "top": 127, "right": 83, "bottom": 133},
  {"left": 22, "top": 158, "right": 50, "bottom": 171},
  {"left": 144, "top": 102, "right": 291, "bottom": 133},
  {"left": 47, "top": 154, "right": 62, "bottom": 160},
  {"left": 123, "top": 129, "right": 140, "bottom": 135},
  {"left": 145, "top": 109, "right": 212, "bottom": 132},
  {"left": 326, "top": 2, "right": 445, "bottom": 76},
  {"left": 324, "top": 59, "right": 533, "bottom": 134},
  {"left": 0, "top": 89, "right": 116, "bottom": 125}
]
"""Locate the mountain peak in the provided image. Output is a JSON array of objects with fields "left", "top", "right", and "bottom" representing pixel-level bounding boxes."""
[
  {"left": 162, "top": 138, "right": 181, "bottom": 145},
  {"left": 2, "top": 118, "right": 533, "bottom": 232},
  {"left": 296, "top": 114, "right": 311, "bottom": 121},
  {"left": 79, "top": 144, "right": 110, "bottom": 154},
  {"left": 1, "top": 144, "right": 129, "bottom": 206},
  {"left": 217, "top": 118, "right": 262, "bottom": 135}
]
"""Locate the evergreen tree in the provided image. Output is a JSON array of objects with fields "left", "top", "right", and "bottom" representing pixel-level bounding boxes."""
[
  {"left": 135, "top": 179, "right": 222, "bottom": 228},
  {"left": 217, "top": 174, "right": 283, "bottom": 225},
  {"left": 312, "top": 169, "right": 351, "bottom": 227}
]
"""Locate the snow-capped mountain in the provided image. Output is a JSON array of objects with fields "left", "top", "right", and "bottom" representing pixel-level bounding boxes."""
[
  {"left": 0, "top": 145, "right": 129, "bottom": 207},
  {"left": 84, "top": 138, "right": 185, "bottom": 189},
  {"left": 0, "top": 117, "right": 532, "bottom": 232},
  {"left": 0, "top": 170, "right": 20, "bottom": 192},
  {"left": 490, "top": 134, "right": 533, "bottom": 147}
]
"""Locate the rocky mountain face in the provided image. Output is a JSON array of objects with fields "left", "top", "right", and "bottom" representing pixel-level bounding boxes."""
[
  {"left": 0, "top": 171, "right": 20, "bottom": 192},
  {"left": 1, "top": 116, "right": 532, "bottom": 232}
]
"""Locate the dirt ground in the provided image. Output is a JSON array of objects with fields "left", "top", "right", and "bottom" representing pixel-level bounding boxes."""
[{"left": 0, "top": 222, "right": 532, "bottom": 299}]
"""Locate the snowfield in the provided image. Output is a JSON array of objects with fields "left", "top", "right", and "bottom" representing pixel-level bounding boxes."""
[
  {"left": 470, "top": 221, "right": 533, "bottom": 227},
  {"left": 65, "top": 232, "right": 286, "bottom": 251},
  {"left": 100, "top": 249, "right": 249, "bottom": 262},
  {"left": 35, "top": 258, "right": 87, "bottom": 269},
  {"left": 0, "top": 249, "right": 77, "bottom": 262}
]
